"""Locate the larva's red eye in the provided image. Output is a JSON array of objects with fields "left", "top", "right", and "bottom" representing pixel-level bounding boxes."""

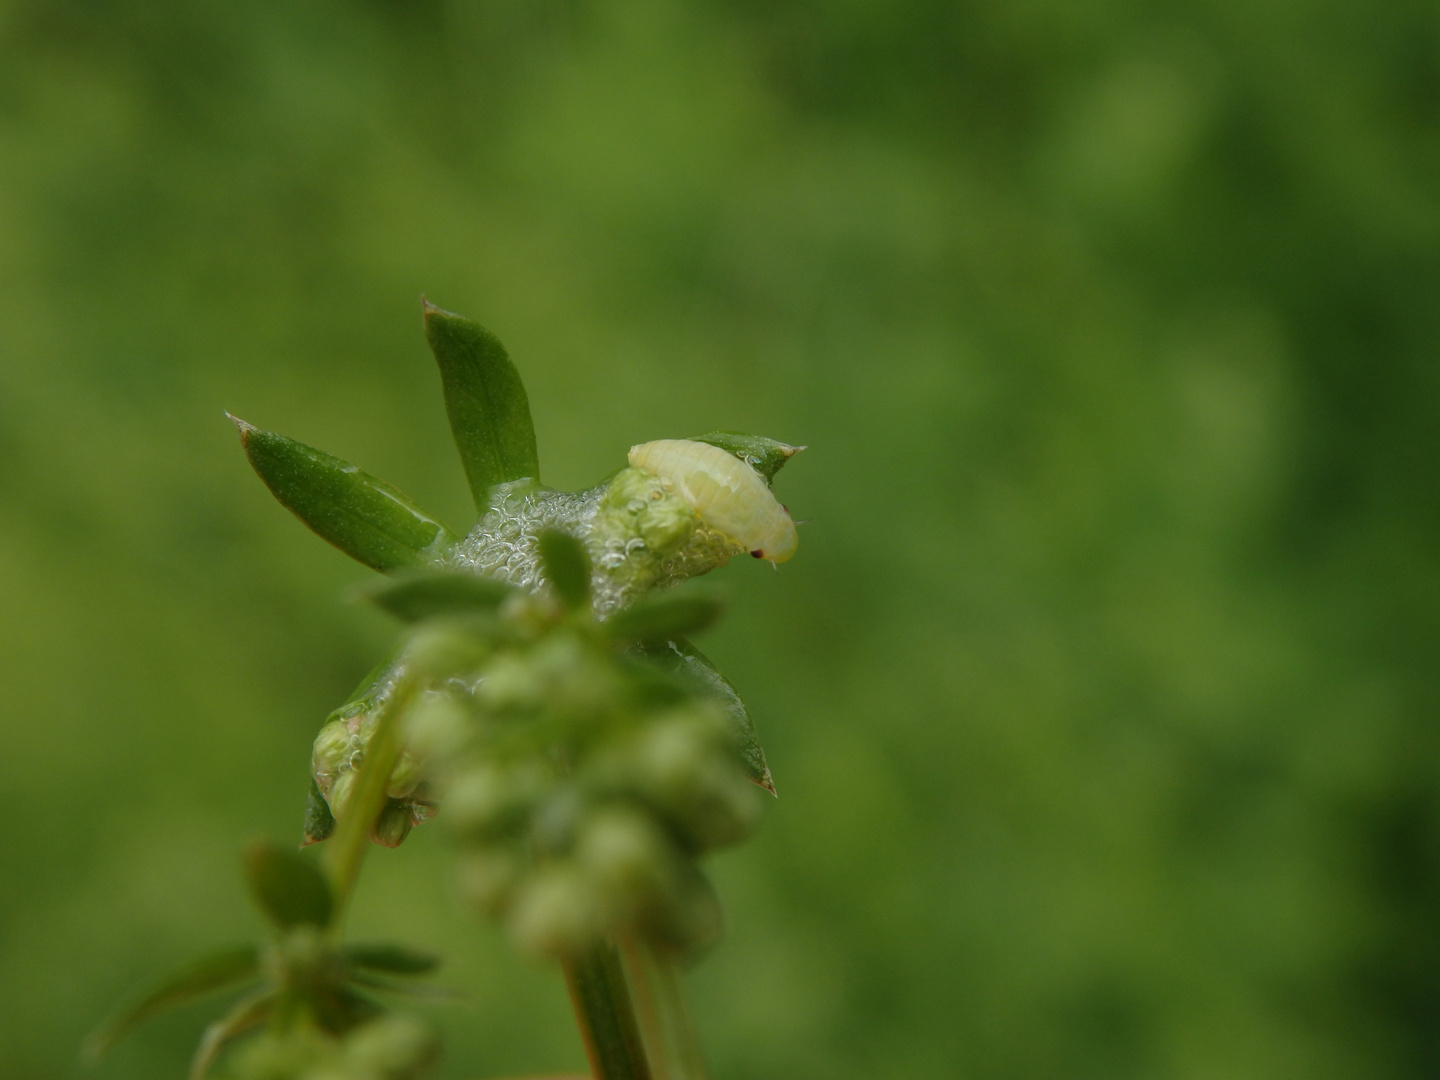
[{"left": 750, "top": 550, "right": 764, "bottom": 559}]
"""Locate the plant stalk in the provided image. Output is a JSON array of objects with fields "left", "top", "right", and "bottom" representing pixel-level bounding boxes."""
[
  {"left": 652, "top": 946, "right": 706, "bottom": 1080},
  {"left": 618, "top": 936, "right": 670, "bottom": 1080},
  {"left": 322, "top": 672, "right": 419, "bottom": 929},
  {"left": 619, "top": 938, "right": 707, "bottom": 1080},
  {"left": 563, "top": 939, "right": 653, "bottom": 1080}
]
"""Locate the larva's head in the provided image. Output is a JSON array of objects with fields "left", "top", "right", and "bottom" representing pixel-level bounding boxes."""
[
  {"left": 627, "top": 438, "right": 799, "bottom": 565},
  {"left": 746, "top": 509, "right": 798, "bottom": 565}
]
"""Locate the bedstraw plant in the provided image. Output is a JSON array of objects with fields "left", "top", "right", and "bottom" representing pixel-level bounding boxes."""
[{"left": 85, "top": 301, "right": 805, "bottom": 1080}]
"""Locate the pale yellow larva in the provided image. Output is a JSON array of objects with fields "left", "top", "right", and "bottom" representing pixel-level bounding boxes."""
[{"left": 627, "top": 439, "right": 798, "bottom": 564}]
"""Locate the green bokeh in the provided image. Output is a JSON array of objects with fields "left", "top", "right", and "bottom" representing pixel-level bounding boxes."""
[{"left": 2, "top": 1, "right": 1439, "bottom": 1077}]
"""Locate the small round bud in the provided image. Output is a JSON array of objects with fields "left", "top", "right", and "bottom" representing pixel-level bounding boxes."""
[
  {"left": 228, "top": 1029, "right": 332, "bottom": 1080},
  {"left": 455, "top": 846, "right": 522, "bottom": 916},
  {"left": 405, "top": 621, "right": 491, "bottom": 679},
  {"left": 445, "top": 763, "right": 545, "bottom": 842},
  {"left": 637, "top": 715, "right": 759, "bottom": 851},
  {"left": 652, "top": 870, "right": 724, "bottom": 959},
  {"left": 575, "top": 805, "right": 675, "bottom": 906},
  {"left": 507, "top": 864, "right": 605, "bottom": 959},
  {"left": 533, "top": 639, "right": 621, "bottom": 720},
  {"left": 474, "top": 652, "right": 543, "bottom": 712},
  {"left": 338, "top": 1014, "right": 440, "bottom": 1079},
  {"left": 312, "top": 719, "right": 354, "bottom": 781},
  {"left": 529, "top": 785, "right": 585, "bottom": 857},
  {"left": 404, "top": 695, "right": 471, "bottom": 763},
  {"left": 499, "top": 591, "right": 560, "bottom": 641},
  {"left": 386, "top": 751, "right": 424, "bottom": 800},
  {"left": 599, "top": 467, "right": 697, "bottom": 557},
  {"left": 372, "top": 800, "right": 414, "bottom": 848},
  {"left": 327, "top": 770, "right": 357, "bottom": 817}
]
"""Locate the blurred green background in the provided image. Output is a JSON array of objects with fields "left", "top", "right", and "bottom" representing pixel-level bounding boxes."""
[{"left": 3, "top": 1, "right": 1439, "bottom": 1077}]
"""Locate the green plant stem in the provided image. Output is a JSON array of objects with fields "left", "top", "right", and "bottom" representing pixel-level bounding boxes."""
[
  {"left": 619, "top": 938, "right": 706, "bottom": 1080},
  {"left": 563, "top": 940, "right": 653, "bottom": 1080},
  {"left": 650, "top": 947, "right": 706, "bottom": 1080},
  {"left": 617, "top": 937, "right": 670, "bottom": 1080},
  {"left": 322, "top": 672, "right": 419, "bottom": 929}
]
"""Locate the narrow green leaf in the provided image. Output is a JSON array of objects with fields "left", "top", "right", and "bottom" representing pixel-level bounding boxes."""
[
  {"left": 347, "top": 971, "right": 462, "bottom": 1000},
  {"left": 364, "top": 569, "right": 515, "bottom": 623},
  {"left": 83, "top": 945, "right": 261, "bottom": 1063},
  {"left": 231, "top": 416, "right": 458, "bottom": 572},
  {"left": 636, "top": 637, "right": 774, "bottom": 794},
  {"left": 244, "top": 841, "right": 333, "bottom": 929},
  {"left": 686, "top": 432, "right": 804, "bottom": 484},
  {"left": 605, "top": 592, "right": 724, "bottom": 644},
  {"left": 339, "top": 650, "right": 405, "bottom": 711},
  {"left": 188, "top": 989, "right": 274, "bottom": 1080},
  {"left": 423, "top": 300, "right": 540, "bottom": 507},
  {"left": 312, "top": 984, "right": 384, "bottom": 1035},
  {"left": 343, "top": 943, "right": 442, "bottom": 976},
  {"left": 538, "top": 528, "right": 591, "bottom": 610}
]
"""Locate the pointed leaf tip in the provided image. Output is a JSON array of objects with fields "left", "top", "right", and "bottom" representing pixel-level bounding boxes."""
[
  {"left": 423, "top": 301, "right": 540, "bottom": 507},
  {"left": 757, "top": 768, "right": 778, "bottom": 796},
  {"left": 302, "top": 777, "right": 336, "bottom": 847},
  {"left": 235, "top": 422, "right": 457, "bottom": 571},
  {"left": 635, "top": 637, "right": 773, "bottom": 788},
  {"left": 687, "top": 432, "right": 805, "bottom": 484},
  {"left": 226, "top": 412, "right": 256, "bottom": 440}
]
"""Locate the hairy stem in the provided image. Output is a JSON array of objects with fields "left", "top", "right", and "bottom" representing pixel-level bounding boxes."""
[
  {"left": 563, "top": 940, "right": 653, "bottom": 1080},
  {"left": 322, "top": 672, "right": 419, "bottom": 929}
]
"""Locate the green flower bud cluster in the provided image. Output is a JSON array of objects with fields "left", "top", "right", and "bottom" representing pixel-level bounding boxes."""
[
  {"left": 450, "top": 466, "right": 741, "bottom": 619},
  {"left": 224, "top": 1013, "right": 439, "bottom": 1080},
  {"left": 305, "top": 457, "right": 773, "bottom": 850},
  {"left": 311, "top": 695, "right": 436, "bottom": 850},
  {"left": 450, "top": 705, "right": 756, "bottom": 960},
  {"left": 86, "top": 842, "right": 446, "bottom": 1079},
  {"left": 378, "top": 542, "right": 762, "bottom": 961}
]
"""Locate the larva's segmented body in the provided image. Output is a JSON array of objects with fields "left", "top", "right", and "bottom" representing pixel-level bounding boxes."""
[{"left": 628, "top": 439, "right": 798, "bottom": 564}]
